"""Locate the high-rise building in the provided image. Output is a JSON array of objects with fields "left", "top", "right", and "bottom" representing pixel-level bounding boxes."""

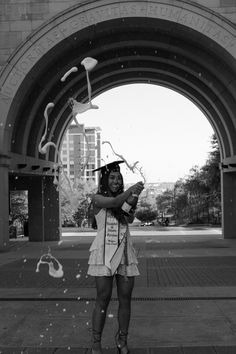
[{"left": 60, "top": 124, "right": 101, "bottom": 184}]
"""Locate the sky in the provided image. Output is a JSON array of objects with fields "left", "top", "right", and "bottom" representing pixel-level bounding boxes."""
[{"left": 77, "top": 83, "right": 214, "bottom": 184}]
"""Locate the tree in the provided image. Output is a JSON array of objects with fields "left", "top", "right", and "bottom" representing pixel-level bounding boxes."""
[
  {"left": 10, "top": 190, "right": 28, "bottom": 223},
  {"left": 156, "top": 189, "right": 174, "bottom": 216},
  {"left": 60, "top": 174, "right": 97, "bottom": 227},
  {"left": 135, "top": 207, "right": 157, "bottom": 222},
  {"left": 137, "top": 190, "right": 158, "bottom": 222},
  {"left": 156, "top": 133, "right": 221, "bottom": 225}
]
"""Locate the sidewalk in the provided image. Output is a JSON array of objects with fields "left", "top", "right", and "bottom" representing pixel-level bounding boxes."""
[{"left": 1, "top": 229, "right": 236, "bottom": 353}]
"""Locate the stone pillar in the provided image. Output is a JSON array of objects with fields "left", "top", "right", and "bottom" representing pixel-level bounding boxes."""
[
  {"left": 0, "top": 155, "right": 10, "bottom": 251},
  {"left": 221, "top": 170, "right": 236, "bottom": 238},
  {"left": 28, "top": 176, "right": 44, "bottom": 242},
  {"left": 42, "top": 176, "right": 60, "bottom": 241},
  {"left": 28, "top": 175, "right": 60, "bottom": 242}
]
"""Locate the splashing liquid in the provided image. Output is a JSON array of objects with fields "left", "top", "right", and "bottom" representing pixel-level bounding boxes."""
[
  {"left": 36, "top": 252, "right": 64, "bottom": 278},
  {"left": 102, "top": 140, "right": 146, "bottom": 183}
]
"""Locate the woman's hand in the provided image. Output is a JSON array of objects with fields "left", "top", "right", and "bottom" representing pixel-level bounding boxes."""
[{"left": 131, "top": 181, "right": 144, "bottom": 195}]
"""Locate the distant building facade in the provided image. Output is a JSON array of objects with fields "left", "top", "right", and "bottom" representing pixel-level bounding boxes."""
[{"left": 60, "top": 124, "right": 101, "bottom": 184}]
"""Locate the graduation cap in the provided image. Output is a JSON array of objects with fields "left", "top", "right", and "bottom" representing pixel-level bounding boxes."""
[{"left": 93, "top": 160, "right": 124, "bottom": 174}]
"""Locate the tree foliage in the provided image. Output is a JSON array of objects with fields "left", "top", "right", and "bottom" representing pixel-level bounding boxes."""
[
  {"left": 155, "top": 133, "right": 221, "bottom": 225},
  {"left": 10, "top": 190, "right": 28, "bottom": 223},
  {"left": 135, "top": 208, "right": 157, "bottom": 222},
  {"left": 60, "top": 176, "right": 97, "bottom": 227},
  {"left": 136, "top": 190, "right": 158, "bottom": 222}
]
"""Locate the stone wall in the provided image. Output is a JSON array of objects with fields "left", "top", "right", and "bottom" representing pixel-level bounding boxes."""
[{"left": 0, "top": 0, "right": 236, "bottom": 72}]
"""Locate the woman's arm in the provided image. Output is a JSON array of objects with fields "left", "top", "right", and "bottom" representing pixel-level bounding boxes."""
[{"left": 92, "top": 181, "right": 144, "bottom": 210}]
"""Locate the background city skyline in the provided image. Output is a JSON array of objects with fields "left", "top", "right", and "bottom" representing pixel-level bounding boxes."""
[{"left": 77, "top": 83, "right": 214, "bottom": 183}]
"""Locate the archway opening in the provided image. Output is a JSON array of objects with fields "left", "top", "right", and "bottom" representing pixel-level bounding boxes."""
[{"left": 60, "top": 83, "right": 220, "bottom": 233}]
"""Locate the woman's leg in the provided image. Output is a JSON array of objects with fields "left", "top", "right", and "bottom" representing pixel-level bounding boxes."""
[
  {"left": 92, "top": 276, "right": 113, "bottom": 351},
  {"left": 116, "top": 275, "right": 135, "bottom": 352}
]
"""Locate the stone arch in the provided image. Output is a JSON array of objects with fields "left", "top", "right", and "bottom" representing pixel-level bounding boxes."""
[{"left": 1, "top": 0, "right": 236, "bottom": 249}]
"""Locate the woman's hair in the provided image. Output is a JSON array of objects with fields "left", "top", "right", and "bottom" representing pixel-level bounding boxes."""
[
  {"left": 97, "top": 170, "right": 126, "bottom": 224},
  {"left": 98, "top": 170, "right": 124, "bottom": 195}
]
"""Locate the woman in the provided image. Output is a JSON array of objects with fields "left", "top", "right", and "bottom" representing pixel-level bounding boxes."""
[{"left": 87, "top": 160, "right": 144, "bottom": 354}]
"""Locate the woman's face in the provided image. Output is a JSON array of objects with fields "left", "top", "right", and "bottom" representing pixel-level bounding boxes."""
[{"left": 108, "top": 171, "right": 123, "bottom": 194}]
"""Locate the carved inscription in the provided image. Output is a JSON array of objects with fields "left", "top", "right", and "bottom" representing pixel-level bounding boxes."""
[
  {"left": 1, "top": 26, "right": 67, "bottom": 100},
  {"left": 178, "top": 9, "right": 235, "bottom": 48},
  {"left": 1, "top": 1, "right": 236, "bottom": 103}
]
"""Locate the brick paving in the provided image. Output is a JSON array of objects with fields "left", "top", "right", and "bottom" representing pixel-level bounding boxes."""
[
  {"left": 1, "top": 230, "right": 236, "bottom": 352},
  {"left": 1, "top": 255, "right": 236, "bottom": 290}
]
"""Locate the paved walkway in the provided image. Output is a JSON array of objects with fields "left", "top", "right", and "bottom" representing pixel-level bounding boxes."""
[{"left": 1, "top": 227, "right": 236, "bottom": 353}]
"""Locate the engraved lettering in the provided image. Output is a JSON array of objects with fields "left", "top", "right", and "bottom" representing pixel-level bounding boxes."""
[
  {"left": 79, "top": 15, "right": 89, "bottom": 27},
  {"left": 178, "top": 12, "right": 190, "bottom": 24},
  {"left": 160, "top": 5, "right": 169, "bottom": 17},
  {"left": 169, "top": 8, "right": 181, "bottom": 21},
  {"left": 130, "top": 4, "right": 138, "bottom": 15},
  {"left": 147, "top": 4, "right": 158, "bottom": 17},
  {"left": 26, "top": 52, "right": 38, "bottom": 64},
  {"left": 58, "top": 26, "right": 67, "bottom": 38},
  {"left": 120, "top": 5, "right": 129, "bottom": 16},
  {"left": 19, "top": 60, "right": 28, "bottom": 72},
  {"left": 0, "top": 91, "right": 12, "bottom": 102},
  {"left": 212, "top": 30, "right": 221, "bottom": 42},
  {"left": 9, "top": 76, "right": 18, "bottom": 86},
  {"left": 189, "top": 15, "right": 202, "bottom": 29},
  {"left": 70, "top": 18, "right": 79, "bottom": 28},
  {"left": 1, "top": 0, "right": 236, "bottom": 104},
  {"left": 32, "top": 43, "right": 46, "bottom": 56},
  {"left": 202, "top": 23, "right": 213, "bottom": 35},
  {"left": 110, "top": 5, "right": 120, "bottom": 17}
]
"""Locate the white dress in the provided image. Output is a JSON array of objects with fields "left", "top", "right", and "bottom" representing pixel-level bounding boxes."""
[{"left": 87, "top": 209, "right": 139, "bottom": 277}]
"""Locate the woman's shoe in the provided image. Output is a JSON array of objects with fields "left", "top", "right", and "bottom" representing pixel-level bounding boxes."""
[
  {"left": 91, "top": 330, "right": 103, "bottom": 354},
  {"left": 91, "top": 342, "right": 103, "bottom": 354},
  {"left": 115, "top": 330, "right": 130, "bottom": 354}
]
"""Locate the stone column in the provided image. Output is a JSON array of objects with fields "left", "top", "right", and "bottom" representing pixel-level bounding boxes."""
[
  {"left": 42, "top": 176, "right": 60, "bottom": 241},
  {"left": 0, "top": 155, "right": 10, "bottom": 251},
  {"left": 28, "top": 176, "right": 44, "bottom": 241},
  {"left": 28, "top": 175, "right": 60, "bottom": 242},
  {"left": 221, "top": 170, "right": 236, "bottom": 238}
]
